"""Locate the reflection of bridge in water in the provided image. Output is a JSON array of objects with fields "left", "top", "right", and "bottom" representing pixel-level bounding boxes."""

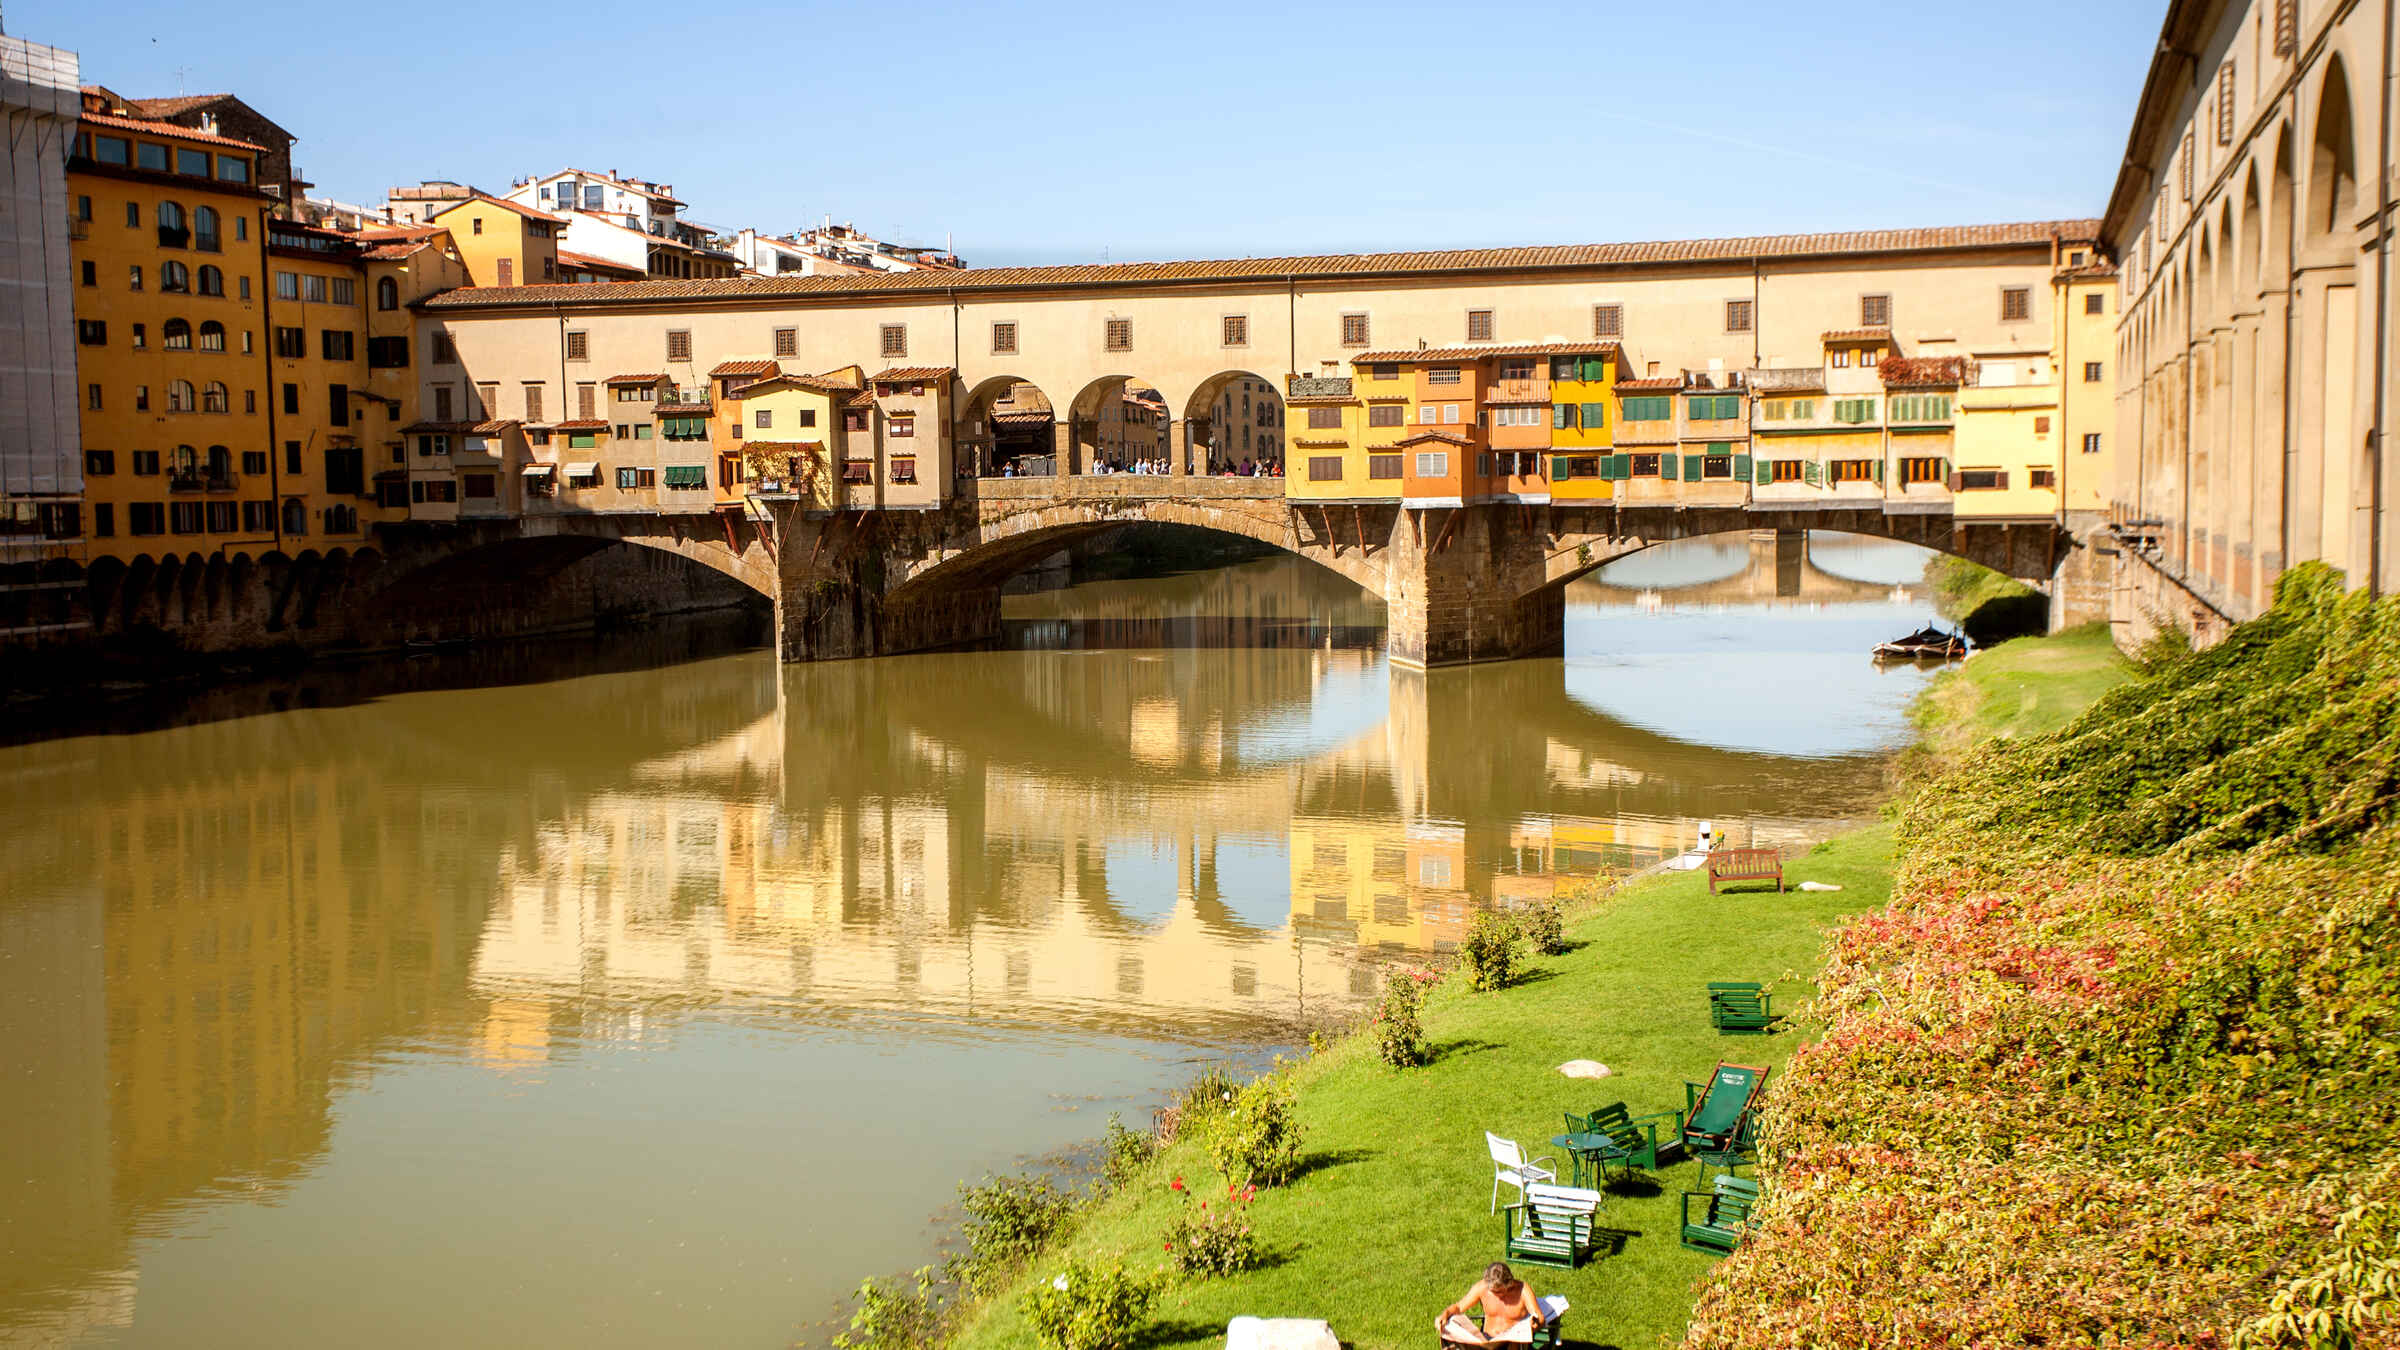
[{"left": 1588, "top": 531, "right": 1919, "bottom": 607}]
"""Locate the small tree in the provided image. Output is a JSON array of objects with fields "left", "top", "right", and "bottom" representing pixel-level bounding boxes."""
[
  {"left": 1373, "top": 967, "right": 1434, "bottom": 1067},
  {"left": 1019, "top": 1260, "right": 1163, "bottom": 1350},
  {"left": 1206, "top": 1076, "right": 1303, "bottom": 1188},
  {"left": 1460, "top": 909, "right": 1522, "bottom": 992}
]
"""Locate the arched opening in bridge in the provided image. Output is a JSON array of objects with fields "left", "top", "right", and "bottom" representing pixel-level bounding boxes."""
[
  {"left": 1182, "top": 370, "right": 1286, "bottom": 477},
  {"left": 367, "top": 532, "right": 771, "bottom": 647},
  {"left": 958, "top": 375, "right": 1057, "bottom": 478},
  {"left": 1064, "top": 374, "right": 1171, "bottom": 475}
]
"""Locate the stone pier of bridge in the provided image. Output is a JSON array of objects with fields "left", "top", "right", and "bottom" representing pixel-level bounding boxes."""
[{"left": 760, "top": 477, "right": 2081, "bottom": 667}]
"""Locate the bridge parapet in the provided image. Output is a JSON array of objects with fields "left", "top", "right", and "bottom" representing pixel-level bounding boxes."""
[{"left": 969, "top": 475, "right": 1286, "bottom": 504}]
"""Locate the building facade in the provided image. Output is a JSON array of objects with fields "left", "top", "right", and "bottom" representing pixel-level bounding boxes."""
[
  {"left": 1, "top": 35, "right": 85, "bottom": 587},
  {"left": 2105, "top": 0, "right": 2400, "bottom": 642}
]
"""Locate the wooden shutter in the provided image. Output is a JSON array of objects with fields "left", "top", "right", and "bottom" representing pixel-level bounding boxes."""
[
  {"left": 1682, "top": 453, "right": 1703, "bottom": 483},
  {"left": 1661, "top": 451, "right": 1678, "bottom": 480},
  {"left": 1582, "top": 402, "right": 1605, "bottom": 428},
  {"left": 1553, "top": 404, "right": 1571, "bottom": 430},
  {"left": 1734, "top": 453, "right": 1753, "bottom": 482}
]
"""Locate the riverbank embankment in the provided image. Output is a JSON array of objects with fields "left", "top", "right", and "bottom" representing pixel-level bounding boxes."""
[{"left": 902, "top": 618, "right": 2158, "bottom": 1349}]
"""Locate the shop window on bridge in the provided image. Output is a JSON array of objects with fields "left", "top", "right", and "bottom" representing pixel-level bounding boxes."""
[
  {"left": 1899, "top": 457, "right": 1948, "bottom": 486},
  {"left": 841, "top": 460, "right": 873, "bottom": 484},
  {"left": 1686, "top": 395, "right": 1740, "bottom": 421},
  {"left": 1952, "top": 467, "right": 2007, "bottom": 491},
  {"left": 1307, "top": 405, "right": 1343, "bottom": 430},
  {"left": 1831, "top": 459, "right": 1880, "bottom": 484},
  {"left": 1891, "top": 395, "right": 1951, "bottom": 422},
  {"left": 889, "top": 456, "right": 917, "bottom": 485},
  {"left": 1367, "top": 404, "right": 1405, "bottom": 428},
  {"left": 1367, "top": 454, "right": 1403, "bottom": 480},
  {"left": 1551, "top": 455, "right": 1601, "bottom": 479},
  {"left": 615, "top": 468, "right": 656, "bottom": 489},
  {"left": 1763, "top": 459, "right": 1808, "bottom": 484},
  {"left": 1620, "top": 396, "right": 1671, "bottom": 421},
  {"left": 661, "top": 465, "right": 708, "bottom": 490},
  {"left": 1832, "top": 398, "right": 1879, "bottom": 424},
  {"left": 1699, "top": 450, "right": 1735, "bottom": 479},
  {"left": 662, "top": 416, "right": 708, "bottom": 440},
  {"left": 1308, "top": 456, "right": 1343, "bottom": 481},
  {"left": 1413, "top": 451, "right": 1448, "bottom": 478}
]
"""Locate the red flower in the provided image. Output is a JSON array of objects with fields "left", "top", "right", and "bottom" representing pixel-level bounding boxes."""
[{"left": 1170, "top": 1176, "right": 1184, "bottom": 1192}]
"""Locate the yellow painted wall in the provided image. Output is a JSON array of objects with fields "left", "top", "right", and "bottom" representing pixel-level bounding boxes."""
[{"left": 1955, "top": 389, "right": 2061, "bottom": 518}]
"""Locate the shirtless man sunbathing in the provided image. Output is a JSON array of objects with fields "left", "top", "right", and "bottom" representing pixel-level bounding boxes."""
[{"left": 1435, "top": 1262, "right": 1544, "bottom": 1345}]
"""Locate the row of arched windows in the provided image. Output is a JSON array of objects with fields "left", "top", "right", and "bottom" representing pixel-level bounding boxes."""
[
  {"left": 158, "top": 262, "right": 230, "bottom": 296},
  {"left": 160, "top": 319, "right": 229, "bottom": 351},
  {"left": 164, "top": 379, "right": 231, "bottom": 412},
  {"left": 154, "top": 201, "right": 223, "bottom": 253}
]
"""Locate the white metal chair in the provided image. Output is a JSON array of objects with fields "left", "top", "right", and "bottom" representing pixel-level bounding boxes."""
[{"left": 1486, "top": 1131, "right": 1558, "bottom": 1213}]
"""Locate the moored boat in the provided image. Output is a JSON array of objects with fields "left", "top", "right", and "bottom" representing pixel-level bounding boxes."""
[{"left": 1873, "top": 625, "right": 1968, "bottom": 661}]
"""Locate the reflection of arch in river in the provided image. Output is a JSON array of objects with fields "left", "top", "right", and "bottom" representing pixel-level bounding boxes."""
[{"left": 1580, "top": 531, "right": 1929, "bottom": 606}]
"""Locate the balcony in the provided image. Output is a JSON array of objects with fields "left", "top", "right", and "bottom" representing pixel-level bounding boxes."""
[
  {"left": 168, "top": 470, "right": 236, "bottom": 493},
  {"left": 67, "top": 217, "right": 90, "bottom": 241}
]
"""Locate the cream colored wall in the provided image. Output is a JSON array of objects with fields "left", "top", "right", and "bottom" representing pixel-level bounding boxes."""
[
  {"left": 1956, "top": 390, "right": 2061, "bottom": 518},
  {"left": 424, "top": 244, "right": 2080, "bottom": 465}
]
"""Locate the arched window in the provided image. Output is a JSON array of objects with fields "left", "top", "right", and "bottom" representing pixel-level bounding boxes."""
[
  {"left": 197, "top": 265, "right": 223, "bottom": 296},
  {"left": 157, "top": 200, "right": 187, "bottom": 246},
  {"left": 172, "top": 445, "right": 198, "bottom": 474},
  {"left": 201, "top": 381, "right": 228, "bottom": 412},
  {"left": 205, "top": 445, "right": 231, "bottom": 478},
  {"left": 282, "top": 498, "right": 308, "bottom": 537},
  {"left": 193, "top": 205, "right": 220, "bottom": 252},
  {"left": 162, "top": 318, "right": 192, "bottom": 350},
  {"left": 377, "top": 276, "right": 399, "bottom": 311},
  {"left": 198, "top": 321, "right": 226, "bottom": 352},
  {"left": 167, "top": 380, "right": 196, "bottom": 412},
  {"left": 161, "top": 261, "right": 190, "bottom": 293}
]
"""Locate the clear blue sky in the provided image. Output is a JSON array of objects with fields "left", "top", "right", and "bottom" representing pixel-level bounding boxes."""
[{"left": 12, "top": 0, "right": 2166, "bottom": 267}]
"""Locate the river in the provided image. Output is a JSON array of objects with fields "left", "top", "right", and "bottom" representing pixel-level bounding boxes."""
[{"left": 0, "top": 531, "right": 1945, "bottom": 1348}]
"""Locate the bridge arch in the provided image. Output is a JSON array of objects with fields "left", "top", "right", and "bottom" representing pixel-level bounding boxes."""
[
  {"left": 1181, "top": 369, "right": 1286, "bottom": 475},
  {"left": 1519, "top": 514, "right": 2060, "bottom": 600},
  {"left": 957, "top": 374, "right": 1057, "bottom": 477},
  {"left": 1063, "top": 373, "right": 1171, "bottom": 474},
  {"left": 881, "top": 492, "right": 1389, "bottom": 605}
]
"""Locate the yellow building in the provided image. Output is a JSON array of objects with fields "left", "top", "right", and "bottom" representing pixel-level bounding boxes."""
[
  {"left": 424, "top": 194, "right": 562, "bottom": 288},
  {"left": 2051, "top": 255, "right": 2116, "bottom": 516},
  {"left": 68, "top": 101, "right": 275, "bottom": 562},
  {"left": 263, "top": 218, "right": 389, "bottom": 544},
  {"left": 1547, "top": 347, "right": 1625, "bottom": 502},
  {"left": 1282, "top": 376, "right": 1377, "bottom": 501},
  {"left": 731, "top": 369, "right": 857, "bottom": 510}
]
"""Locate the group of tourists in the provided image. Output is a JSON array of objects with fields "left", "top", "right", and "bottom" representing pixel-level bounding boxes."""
[
  {"left": 1208, "top": 457, "right": 1284, "bottom": 477},
  {"left": 1089, "top": 456, "right": 1170, "bottom": 475}
]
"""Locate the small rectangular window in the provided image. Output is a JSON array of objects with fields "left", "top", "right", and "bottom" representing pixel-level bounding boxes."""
[
  {"left": 1308, "top": 455, "right": 1343, "bottom": 481},
  {"left": 2001, "top": 286, "right": 2032, "bottom": 322},
  {"left": 1307, "top": 405, "right": 1342, "bottom": 430},
  {"left": 2083, "top": 432, "right": 2103, "bottom": 454},
  {"left": 1593, "top": 303, "right": 1622, "bottom": 338},
  {"left": 1222, "top": 314, "right": 1248, "bottom": 347},
  {"left": 1860, "top": 294, "right": 1891, "bottom": 328},
  {"left": 1465, "top": 309, "right": 1493, "bottom": 341},
  {"left": 666, "top": 330, "right": 692, "bottom": 362},
  {"left": 1724, "top": 299, "right": 1754, "bottom": 333},
  {"left": 1413, "top": 451, "right": 1449, "bottom": 478},
  {"left": 1340, "top": 313, "right": 1369, "bottom": 347},
  {"left": 880, "top": 324, "right": 907, "bottom": 358},
  {"left": 1367, "top": 404, "right": 1404, "bottom": 428},
  {"left": 1104, "top": 318, "right": 1132, "bottom": 351},
  {"left": 774, "top": 328, "right": 797, "bottom": 357},
  {"left": 2085, "top": 293, "right": 2106, "bottom": 315},
  {"left": 565, "top": 330, "right": 589, "bottom": 361},
  {"left": 2084, "top": 361, "right": 2104, "bottom": 383},
  {"left": 991, "top": 321, "right": 1017, "bottom": 354}
]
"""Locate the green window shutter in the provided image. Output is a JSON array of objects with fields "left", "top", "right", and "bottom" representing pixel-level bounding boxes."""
[
  {"left": 1600, "top": 454, "right": 1622, "bottom": 481},
  {"left": 1553, "top": 404, "right": 1570, "bottom": 429},
  {"left": 1874, "top": 458, "right": 1887, "bottom": 483},
  {"left": 1582, "top": 402, "right": 1604, "bottom": 428},
  {"left": 1735, "top": 453, "right": 1753, "bottom": 482},
  {"left": 1681, "top": 453, "right": 1700, "bottom": 482},
  {"left": 1709, "top": 441, "right": 1731, "bottom": 454},
  {"left": 1661, "top": 451, "right": 1678, "bottom": 479},
  {"left": 1805, "top": 460, "right": 1824, "bottom": 486}
]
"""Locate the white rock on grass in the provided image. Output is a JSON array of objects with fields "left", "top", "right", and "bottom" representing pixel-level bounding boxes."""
[
  {"left": 1557, "top": 1060, "right": 1612, "bottom": 1079},
  {"left": 1224, "top": 1316, "right": 1339, "bottom": 1350}
]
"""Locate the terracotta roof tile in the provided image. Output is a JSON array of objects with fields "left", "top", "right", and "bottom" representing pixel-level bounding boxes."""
[
  {"left": 1615, "top": 376, "right": 1685, "bottom": 391},
  {"left": 1351, "top": 342, "right": 1623, "bottom": 364},
  {"left": 1393, "top": 430, "right": 1471, "bottom": 447},
  {"left": 992, "top": 410, "right": 1054, "bottom": 426},
  {"left": 557, "top": 249, "right": 643, "bottom": 275},
  {"left": 657, "top": 401, "right": 711, "bottom": 415},
  {"left": 732, "top": 372, "right": 853, "bottom": 397},
  {"left": 1821, "top": 327, "right": 1895, "bottom": 344},
  {"left": 872, "top": 366, "right": 955, "bottom": 382},
  {"left": 431, "top": 194, "right": 567, "bottom": 226},
  {"left": 554, "top": 419, "right": 609, "bottom": 431},
  {"left": 123, "top": 93, "right": 232, "bottom": 118},
  {"left": 1880, "top": 356, "right": 1970, "bottom": 388},
  {"left": 606, "top": 373, "right": 670, "bottom": 385},
  {"left": 709, "top": 359, "right": 779, "bottom": 378},
  {"left": 422, "top": 220, "right": 2104, "bottom": 311},
  {"left": 401, "top": 421, "right": 479, "bottom": 434},
  {"left": 78, "top": 109, "right": 265, "bottom": 153},
  {"left": 845, "top": 390, "right": 878, "bottom": 408}
]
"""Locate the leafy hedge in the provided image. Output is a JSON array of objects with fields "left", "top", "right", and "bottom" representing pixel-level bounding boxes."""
[{"left": 1686, "top": 565, "right": 2400, "bottom": 1348}]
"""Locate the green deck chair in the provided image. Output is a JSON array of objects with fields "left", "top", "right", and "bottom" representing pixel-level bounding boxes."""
[
  {"left": 1565, "top": 1102, "right": 1676, "bottom": 1180},
  {"left": 1680, "top": 1061, "right": 1770, "bottom": 1160},
  {"left": 1679, "top": 1175, "right": 1761, "bottom": 1256},
  {"left": 1707, "top": 982, "right": 1775, "bottom": 1035}
]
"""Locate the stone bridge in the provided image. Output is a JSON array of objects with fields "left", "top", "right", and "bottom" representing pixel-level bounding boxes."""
[{"left": 756, "top": 477, "right": 2068, "bottom": 667}]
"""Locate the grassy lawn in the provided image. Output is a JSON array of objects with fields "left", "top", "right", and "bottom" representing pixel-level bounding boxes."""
[
  {"left": 1910, "top": 623, "right": 2131, "bottom": 762},
  {"left": 947, "top": 828, "right": 1897, "bottom": 1350}
]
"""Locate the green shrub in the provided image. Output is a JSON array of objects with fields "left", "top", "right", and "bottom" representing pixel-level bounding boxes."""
[
  {"left": 1459, "top": 909, "right": 1521, "bottom": 992},
  {"left": 1018, "top": 1259, "right": 1163, "bottom": 1350},
  {"left": 1205, "top": 1075, "right": 1303, "bottom": 1188},
  {"left": 1160, "top": 1064, "right": 1241, "bottom": 1144},
  {"left": 1371, "top": 967, "right": 1431, "bottom": 1068},
  {"left": 832, "top": 1266, "right": 947, "bottom": 1350},
  {"left": 957, "top": 1174, "right": 1075, "bottom": 1295},
  {"left": 1100, "top": 1112, "right": 1155, "bottom": 1190},
  {"left": 1162, "top": 1177, "right": 1262, "bottom": 1277},
  {"left": 1514, "top": 900, "right": 1566, "bottom": 955}
]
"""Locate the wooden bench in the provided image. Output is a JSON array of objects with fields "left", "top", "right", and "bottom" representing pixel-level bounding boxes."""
[
  {"left": 1706, "top": 847, "right": 1783, "bottom": 894},
  {"left": 1503, "top": 1184, "right": 1604, "bottom": 1269}
]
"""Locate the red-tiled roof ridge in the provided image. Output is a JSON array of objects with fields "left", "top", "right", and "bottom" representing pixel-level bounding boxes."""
[
  {"left": 605, "top": 373, "right": 671, "bottom": 384},
  {"left": 1821, "top": 327, "right": 1895, "bottom": 344},
  {"left": 421, "top": 220, "right": 2104, "bottom": 310},
  {"left": 1351, "top": 341, "right": 1623, "bottom": 364},
  {"left": 871, "top": 366, "right": 954, "bottom": 382},
  {"left": 78, "top": 108, "right": 265, "bottom": 153},
  {"left": 1393, "top": 430, "right": 1471, "bottom": 447},
  {"left": 1615, "top": 376, "right": 1684, "bottom": 391},
  {"left": 709, "top": 358, "right": 779, "bottom": 378}
]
